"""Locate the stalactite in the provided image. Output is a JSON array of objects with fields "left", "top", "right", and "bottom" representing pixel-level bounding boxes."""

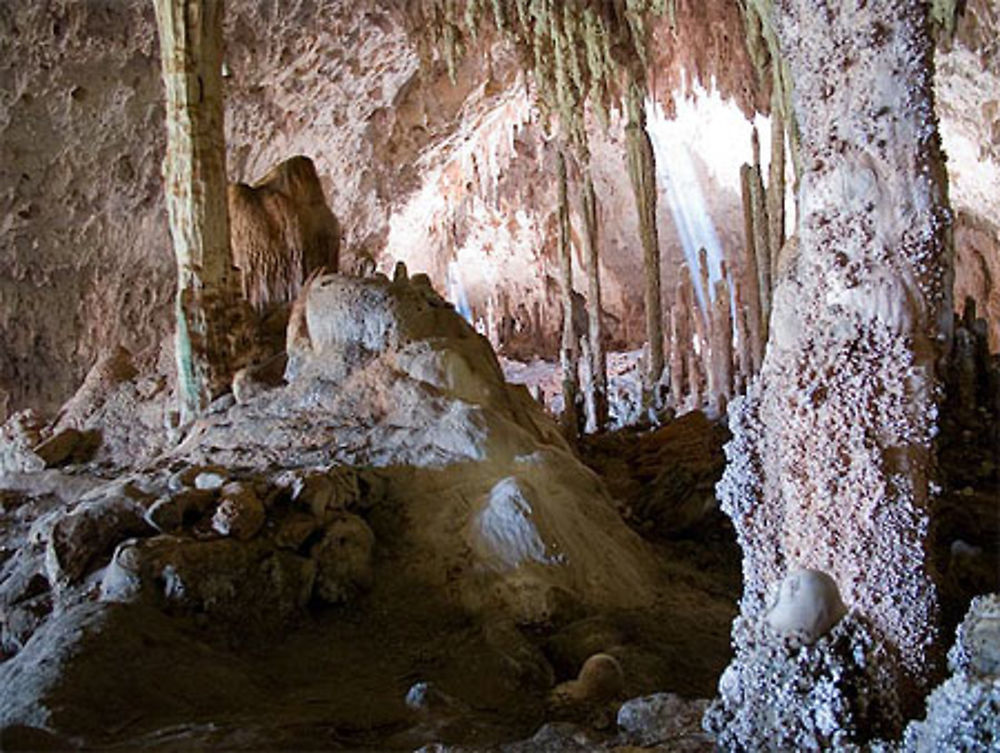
[
  {"left": 154, "top": 0, "right": 235, "bottom": 424},
  {"left": 625, "top": 81, "right": 665, "bottom": 408},
  {"left": 412, "top": 0, "right": 668, "bottom": 152},
  {"left": 580, "top": 169, "right": 608, "bottom": 431},
  {"left": 557, "top": 150, "right": 580, "bottom": 439},
  {"left": 767, "top": 86, "right": 786, "bottom": 278}
]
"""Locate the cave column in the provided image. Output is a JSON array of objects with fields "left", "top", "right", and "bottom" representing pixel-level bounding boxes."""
[
  {"left": 767, "top": 84, "right": 786, "bottom": 276},
  {"left": 739, "top": 164, "right": 765, "bottom": 375},
  {"left": 581, "top": 168, "right": 609, "bottom": 431},
  {"left": 557, "top": 150, "right": 581, "bottom": 439},
  {"left": 625, "top": 82, "right": 665, "bottom": 409},
  {"left": 154, "top": 0, "right": 234, "bottom": 424},
  {"left": 718, "top": 0, "right": 950, "bottom": 707}
]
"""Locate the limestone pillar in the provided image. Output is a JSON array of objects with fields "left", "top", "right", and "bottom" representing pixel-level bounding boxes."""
[
  {"left": 556, "top": 150, "right": 580, "bottom": 439},
  {"left": 581, "top": 169, "right": 608, "bottom": 431},
  {"left": 625, "top": 82, "right": 664, "bottom": 407},
  {"left": 154, "top": 0, "right": 234, "bottom": 423},
  {"left": 718, "top": 0, "right": 950, "bottom": 706}
]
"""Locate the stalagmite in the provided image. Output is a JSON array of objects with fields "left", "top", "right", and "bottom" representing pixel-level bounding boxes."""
[
  {"left": 580, "top": 170, "right": 608, "bottom": 431},
  {"left": 717, "top": 0, "right": 951, "bottom": 713},
  {"left": 697, "top": 247, "right": 712, "bottom": 327},
  {"left": 767, "top": 88, "right": 786, "bottom": 277},
  {"left": 625, "top": 82, "right": 664, "bottom": 408},
  {"left": 739, "top": 165, "right": 765, "bottom": 375},
  {"left": 154, "top": 0, "right": 235, "bottom": 423},
  {"left": 668, "top": 306, "right": 686, "bottom": 409},
  {"left": 732, "top": 292, "right": 752, "bottom": 395},
  {"left": 749, "top": 128, "right": 772, "bottom": 340},
  {"left": 710, "top": 276, "right": 734, "bottom": 414},
  {"left": 556, "top": 150, "right": 580, "bottom": 439},
  {"left": 676, "top": 267, "right": 704, "bottom": 411}
]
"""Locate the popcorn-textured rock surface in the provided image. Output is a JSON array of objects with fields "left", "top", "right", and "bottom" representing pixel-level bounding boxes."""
[
  {"left": 703, "top": 611, "right": 903, "bottom": 751},
  {"left": 716, "top": 0, "right": 948, "bottom": 708},
  {"left": 901, "top": 594, "right": 1000, "bottom": 752}
]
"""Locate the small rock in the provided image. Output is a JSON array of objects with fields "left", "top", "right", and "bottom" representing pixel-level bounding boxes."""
[
  {"left": 549, "top": 653, "right": 625, "bottom": 720},
  {"left": 194, "top": 471, "right": 227, "bottom": 492},
  {"left": 45, "top": 494, "right": 152, "bottom": 586},
  {"left": 275, "top": 512, "right": 321, "bottom": 551},
  {"left": 32, "top": 428, "right": 84, "bottom": 467},
  {"left": 211, "top": 484, "right": 265, "bottom": 540},
  {"left": 765, "top": 569, "right": 847, "bottom": 644},
  {"left": 208, "top": 393, "right": 235, "bottom": 414},
  {"left": 144, "top": 496, "right": 183, "bottom": 533},
  {"left": 232, "top": 367, "right": 265, "bottom": 405},
  {"left": 310, "top": 513, "right": 375, "bottom": 603},
  {"left": 405, "top": 681, "right": 467, "bottom": 716},
  {"left": 290, "top": 469, "right": 360, "bottom": 522},
  {"left": 617, "top": 692, "right": 710, "bottom": 747}
]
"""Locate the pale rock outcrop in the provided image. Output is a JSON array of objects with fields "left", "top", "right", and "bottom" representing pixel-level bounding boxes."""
[{"left": 172, "top": 273, "right": 658, "bottom": 624}]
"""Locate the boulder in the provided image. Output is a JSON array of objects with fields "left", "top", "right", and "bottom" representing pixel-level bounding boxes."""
[
  {"left": 100, "top": 535, "right": 315, "bottom": 630},
  {"left": 44, "top": 493, "right": 151, "bottom": 586},
  {"left": 310, "top": 513, "right": 375, "bottom": 603},
  {"left": 211, "top": 483, "right": 265, "bottom": 540},
  {"left": 616, "top": 692, "right": 710, "bottom": 747}
]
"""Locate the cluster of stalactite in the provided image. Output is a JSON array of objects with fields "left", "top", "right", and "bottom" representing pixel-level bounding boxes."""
[
  {"left": 407, "top": 0, "right": 674, "bottom": 148},
  {"left": 408, "top": 0, "right": 682, "bottom": 432}
]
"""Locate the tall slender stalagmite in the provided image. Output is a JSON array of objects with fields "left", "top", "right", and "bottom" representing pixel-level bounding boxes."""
[
  {"left": 556, "top": 150, "right": 580, "bottom": 439},
  {"left": 749, "top": 128, "right": 772, "bottom": 339},
  {"left": 668, "top": 305, "right": 686, "bottom": 408},
  {"left": 624, "top": 81, "right": 664, "bottom": 407},
  {"left": 580, "top": 168, "right": 608, "bottom": 431},
  {"left": 739, "top": 165, "right": 765, "bottom": 374},
  {"left": 717, "top": 0, "right": 951, "bottom": 712},
  {"left": 767, "top": 86, "right": 786, "bottom": 276},
  {"left": 710, "top": 274, "right": 734, "bottom": 414},
  {"left": 154, "top": 0, "right": 233, "bottom": 423}
]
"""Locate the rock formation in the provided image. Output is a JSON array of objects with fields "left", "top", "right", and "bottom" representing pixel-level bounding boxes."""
[
  {"left": 717, "top": 0, "right": 951, "bottom": 718},
  {"left": 229, "top": 155, "right": 341, "bottom": 309},
  {"left": 1, "top": 1, "right": 999, "bottom": 750}
]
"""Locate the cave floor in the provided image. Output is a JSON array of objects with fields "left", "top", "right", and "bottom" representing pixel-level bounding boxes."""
[{"left": 92, "top": 415, "right": 742, "bottom": 752}]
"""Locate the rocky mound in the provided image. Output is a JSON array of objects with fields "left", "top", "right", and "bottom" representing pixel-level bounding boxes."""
[{"left": 0, "top": 270, "right": 668, "bottom": 746}]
